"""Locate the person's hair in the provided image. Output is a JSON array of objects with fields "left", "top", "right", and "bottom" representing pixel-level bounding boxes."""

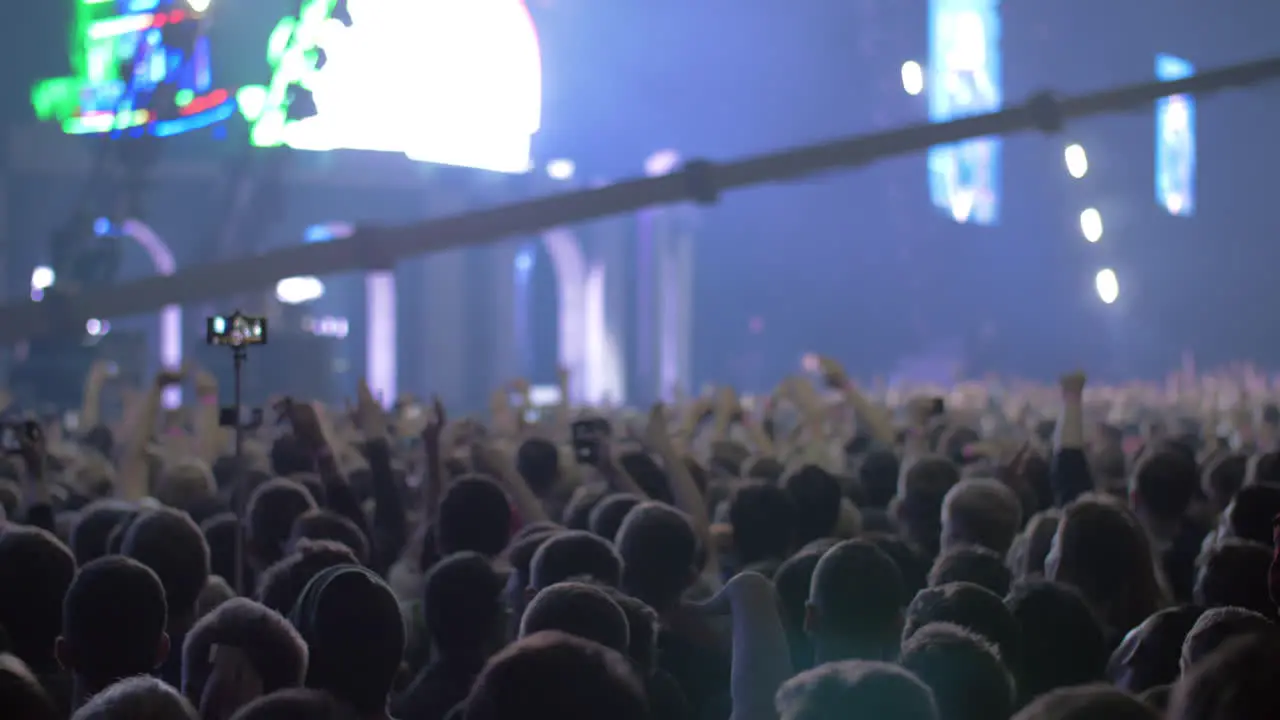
[
  {"left": 292, "top": 566, "right": 404, "bottom": 714},
  {"left": 1005, "top": 579, "right": 1107, "bottom": 701},
  {"left": 1048, "top": 497, "right": 1168, "bottom": 637},
  {"left": 0, "top": 652, "right": 59, "bottom": 720},
  {"left": 436, "top": 476, "right": 513, "bottom": 557},
  {"left": 155, "top": 460, "right": 218, "bottom": 515},
  {"left": 903, "top": 582, "right": 1021, "bottom": 675},
  {"left": 70, "top": 675, "right": 197, "bottom": 720},
  {"left": 104, "top": 509, "right": 140, "bottom": 555},
  {"left": 181, "top": 597, "right": 308, "bottom": 704},
  {"left": 775, "top": 548, "right": 827, "bottom": 672},
  {"left": 200, "top": 512, "right": 250, "bottom": 594},
  {"left": 865, "top": 532, "right": 930, "bottom": 598},
  {"left": 615, "top": 502, "right": 698, "bottom": 610},
  {"left": 121, "top": 507, "right": 211, "bottom": 621},
  {"left": 270, "top": 434, "right": 315, "bottom": 477},
  {"left": 245, "top": 479, "right": 317, "bottom": 567},
  {"left": 929, "top": 545, "right": 1011, "bottom": 597},
  {"left": 1106, "top": 605, "right": 1204, "bottom": 694},
  {"left": 594, "top": 585, "right": 659, "bottom": 674},
  {"left": 529, "top": 530, "right": 623, "bottom": 591},
  {"left": 1012, "top": 684, "right": 1158, "bottom": 720},
  {"left": 588, "top": 494, "right": 643, "bottom": 543},
  {"left": 1194, "top": 539, "right": 1274, "bottom": 616},
  {"left": 69, "top": 500, "right": 135, "bottom": 566},
  {"left": 465, "top": 631, "right": 646, "bottom": 720},
  {"left": 227, "top": 688, "right": 358, "bottom": 720},
  {"left": 1180, "top": 606, "right": 1278, "bottom": 671},
  {"left": 775, "top": 659, "right": 938, "bottom": 720},
  {"left": 288, "top": 509, "right": 370, "bottom": 566},
  {"left": 504, "top": 529, "right": 560, "bottom": 613},
  {"left": 62, "top": 556, "right": 168, "bottom": 681},
  {"left": 900, "top": 622, "right": 1013, "bottom": 720},
  {"left": 1202, "top": 453, "right": 1247, "bottom": 514},
  {"left": 509, "top": 521, "right": 562, "bottom": 545},
  {"left": 745, "top": 456, "right": 786, "bottom": 484},
  {"left": 1006, "top": 509, "right": 1060, "bottom": 579},
  {"left": 858, "top": 450, "right": 900, "bottom": 509},
  {"left": 561, "top": 483, "right": 610, "bottom": 530},
  {"left": 516, "top": 438, "right": 560, "bottom": 497},
  {"left": 1130, "top": 450, "right": 1199, "bottom": 522},
  {"left": 894, "top": 455, "right": 961, "bottom": 558},
  {"left": 940, "top": 478, "right": 1023, "bottom": 556},
  {"left": 729, "top": 481, "right": 796, "bottom": 565},
  {"left": 519, "top": 581, "right": 630, "bottom": 654},
  {"left": 1170, "top": 634, "right": 1280, "bottom": 720},
  {"left": 196, "top": 575, "right": 236, "bottom": 619},
  {"left": 423, "top": 551, "right": 506, "bottom": 656},
  {"left": 0, "top": 525, "right": 76, "bottom": 669},
  {"left": 1221, "top": 482, "right": 1280, "bottom": 546},
  {"left": 784, "top": 465, "right": 844, "bottom": 548},
  {"left": 255, "top": 540, "right": 360, "bottom": 615},
  {"left": 808, "top": 540, "right": 905, "bottom": 651}
]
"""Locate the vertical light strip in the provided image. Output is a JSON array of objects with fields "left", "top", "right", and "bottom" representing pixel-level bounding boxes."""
[
  {"left": 365, "top": 271, "right": 397, "bottom": 407},
  {"left": 121, "top": 220, "right": 182, "bottom": 409},
  {"left": 541, "top": 228, "right": 585, "bottom": 405}
]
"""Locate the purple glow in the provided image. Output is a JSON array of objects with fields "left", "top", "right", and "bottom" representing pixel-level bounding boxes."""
[
  {"left": 644, "top": 149, "right": 681, "bottom": 177},
  {"left": 366, "top": 272, "right": 397, "bottom": 406},
  {"left": 541, "top": 228, "right": 586, "bottom": 405},
  {"left": 120, "top": 220, "right": 182, "bottom": 409}
]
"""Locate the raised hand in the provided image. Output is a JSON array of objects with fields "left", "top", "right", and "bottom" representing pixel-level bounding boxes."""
[
  {"left": 645, "top": 403, "right": 674, "bottom": 451},
  {"left": 1060, "top": 371, "right": 1087, "bottom": 399},
  {"left": 356, "top": 379, "right": 386, "bottom": 439},
  {"left": 421, "top": 395, "right": 447, "bottom": 449},
  {"left": 817, "top": 355, "right": 849, "bottom": 389}
]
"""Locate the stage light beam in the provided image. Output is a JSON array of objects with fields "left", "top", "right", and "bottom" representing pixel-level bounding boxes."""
[
  {"left": 1095, "top": 269, "right": 1119, "bottom": 304},
  {"left": 902, "top": 61, "right": 924, "bottom": 96},
  {"left": 1080, "top": 208, "right": 1103, "bottom": 243},
  {"left": 1065, "top": 144, "right": 1088, "bottom": 179}
]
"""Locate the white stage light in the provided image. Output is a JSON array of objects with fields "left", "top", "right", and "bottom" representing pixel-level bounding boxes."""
[
  {"left": 30, "top": 266, "right": 55, "bottom": 290},
  {"left": 275, "top": 276, "right": 326, "bottom": 305},
  {"left": 547, "top": 159, "right": 575, "bottom": 180},
  {"left": 1080, "top": 208, "right": 1103, "bottom": 243},
  {"left": 901, "top": 61, "right": 924, "bottom": 96},
  {"left": 1095, "top": 268, "right": 1119, "bottom": 304},
  {"left": 1065, "top": 144, "right": 1089, "bottom": 179}
]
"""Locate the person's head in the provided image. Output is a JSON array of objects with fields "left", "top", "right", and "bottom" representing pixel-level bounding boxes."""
[
  {"left": 940, "top": 478, "right": 1023, "bottom": 557},
  {"left": 903, "top": 582, "right": 1021, "bottom": 676},
  {"left": 615, "top": 502, "right": 699, "bottom": 612},
  {"left": 1194, "top": 539, "right": 1273, "bottom": 616},
  {"left": 1005, "top": 579, "right": 1107, "bottom": 701},
  {"left": 196, "top": 575, "right": 235, "bottom": 619},
  {"left": 561, "top": 483, "right": 610, "bottom": 530},
  {"left": 70, "top": 675, "right": 196, "bottom": 720},
  {"left": 1012, "top": 684, "right": 1158, "bottom": 720},
  {"left": 1106, "top": 605, "right": 1203, "bottom": 693},
  {"left": 503, "top": 529, "right": 560, "bottom": 628},
  {"left": 289, "top": 565, "right": 404, "bottom": 715},
  {"left": 68, "top": 500, "right": 134, "bottom": 566},
  {"left": 1220, "top": 482, "right": 1280, "bottom": 546},
  {"left": 775, "top": 659, "right": 938, "bottom": 720},
  {"left": 806, "top": 539, "right": 906, "bottom": 662},
  {"left": 784, "top": 465, "right": 844, "bottom": 548},
  {"left": 155, "top": 460, "right": 218, "bottom": 515},
  {"left": 0, "top": 653, "right": 58, "bottom": 720},
  {"left": 1006, "top": 509, "right": 1060, "bottom": 580},
  {"left": 0, "top": 525, "right": 76, "bottom": 671},
  {"left": 121, "top": 507, "right": 211, "bottom": 629},
  {"left": 528, "top": 530, "right": 623, "bottom": 593},
  {"left": 594, "top": 586, "right": 659, "bottom": 675},
  {"left": 866, "top": 532, "right": 930, "bottom": 598},
  {"left": 424, "top": 551, "right": 507, "bottom": 660},
  {"left": 1180, "top": 606, "right": 1278, "bottom": 673},
  {"left": 58, "top": 556, "right": 168, "bottom": 691},
  {"left": 464, "top": 631, "right": 647, "bottom": 720},
  {"left": 929, "top": 545, "right": 1011, "bottom": 597},
  {"left": 1169, "top": 634, "right": 1280, "bottom": 720},
  {"left": 894, "top": 455, "right": 961, "bottom": 558},
  {"left": 1047, "top": 497, "right": 1167, "bottom": 637},
  {"left": 288, "top": 509, "right": 370, "bottom": 566},
  {"left": 515, "top": 438, "right": 560, "bottom": 497},
  {"left": 1202, "top": 453, "right": 1247, "bottom": 515},
  {"left": 181, "top": 597, "right": 307, "bottom": 706},
  {"left": 1130, "top": 450, "right": 1199, "bottom": 526},
  {"left": 775, "top": 548, "right": 827, "bottom": 672},
  {"left": 201, "top": 512, "right": 250, "bottom": 594},
  {"left": 588, "top": 494, "right": 643, "bottom": 543},
  {"left": 245, "top": 479, "right": 317, "bottom": 570},
  {"left": 519, "top": 581, "right": 630, "bottom": 654},
  {"left": 729, "top": 481, "right": 796, "bottom": 566},
  {"left": 227, "top": 688, "right": 358, "bottom": 720},
  {"left": 255, "top": 539, "right": 360, "bottom": 615},
  {"left": 857, "top": 450, "right": 900, "bottom": 510},
  {"left": 436, "top": 476, "right": 512, "bottom": 557},
  {"left": 899, "top": 622, "right": 1014, "bottom": 720}
]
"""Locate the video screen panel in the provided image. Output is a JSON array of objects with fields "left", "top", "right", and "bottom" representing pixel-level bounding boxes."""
[
  {"left": 927, "top": 0, "right": 1002, "bottom": 226},
  {"left": 31, "top": 0, "right": 543, "bottom": 174},
  {"left": 1155, "top": 53, "right": 1196, "bottom": 217}
]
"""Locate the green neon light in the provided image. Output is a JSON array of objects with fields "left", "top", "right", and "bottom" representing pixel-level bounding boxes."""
[
  {"left": 241, "top": 0, "right": 338, "bottom": 148},
  {"left": 175, "top": 88, "right": 195, "bottom": 107}
]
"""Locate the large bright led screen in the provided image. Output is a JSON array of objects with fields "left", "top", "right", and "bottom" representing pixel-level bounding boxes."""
[
  {"left": 1155, "top": 54, "right": 1195, "bottom": 217},
  {"left": 31, "top": 0, "right": 542, "bottom": 174},
  {"left": 927, "top": 0, "right": 1002, "bottom": 226}
]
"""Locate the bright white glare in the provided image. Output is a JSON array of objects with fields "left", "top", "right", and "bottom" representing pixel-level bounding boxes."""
[
  {"left": 303, "top": 315, "right": 350, "bottom": 339},
  {"left": 1095, "top": 268, "right": 1119, "bottom": 304},
  {"left": 279, "top": 0, "right": 543, "bottom": 174},
  {"left": 1065, "top": 144, "right": 1089, "bottom": 179},
  {"left": 547, "top": 159, "right": 575, "bottom": 180},
  {"left": 901, "top": 61, "right": 924, "bottom": 96},
  {"left": 85, "top": 318, "right": 110, "bottom": 336},
  {"left": 275, "top": 276, "right": 326, "bottom": 305},
  {"left": 30, "top": 266, "right": 55, "bottom": 290},
  {"left": 644, "top": 149, "right": 681, "bottom": 177},
  {"left": 1080, "top": 208, "right": 1103, "bottom": 243},
  {"left": 187, "top": 0, "right": 212, "bottom": 12}
]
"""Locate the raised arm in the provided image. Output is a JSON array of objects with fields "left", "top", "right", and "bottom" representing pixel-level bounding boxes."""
[
  {"left": 646, "top": 404, "right": 718, "bottom": 578},
  {"left": 819, "top": 356, "right": 896, "bottom": 447},
  {"left": 692, "top": 571, "right": 792, "bottom": 720},
  {"left": 1051, "top": 371, "right": 1094, "bottom": 507},
  {"left": 356, "top": 379, "right": 409, "bottom": 575}
]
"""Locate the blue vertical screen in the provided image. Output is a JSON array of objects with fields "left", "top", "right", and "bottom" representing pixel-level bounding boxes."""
[
  {"left": 1155, "top": 54, "right": 1196, "bottom": 217},
  {"left": 928, "top": 0, "right": 1002, "bottom": 226}
]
